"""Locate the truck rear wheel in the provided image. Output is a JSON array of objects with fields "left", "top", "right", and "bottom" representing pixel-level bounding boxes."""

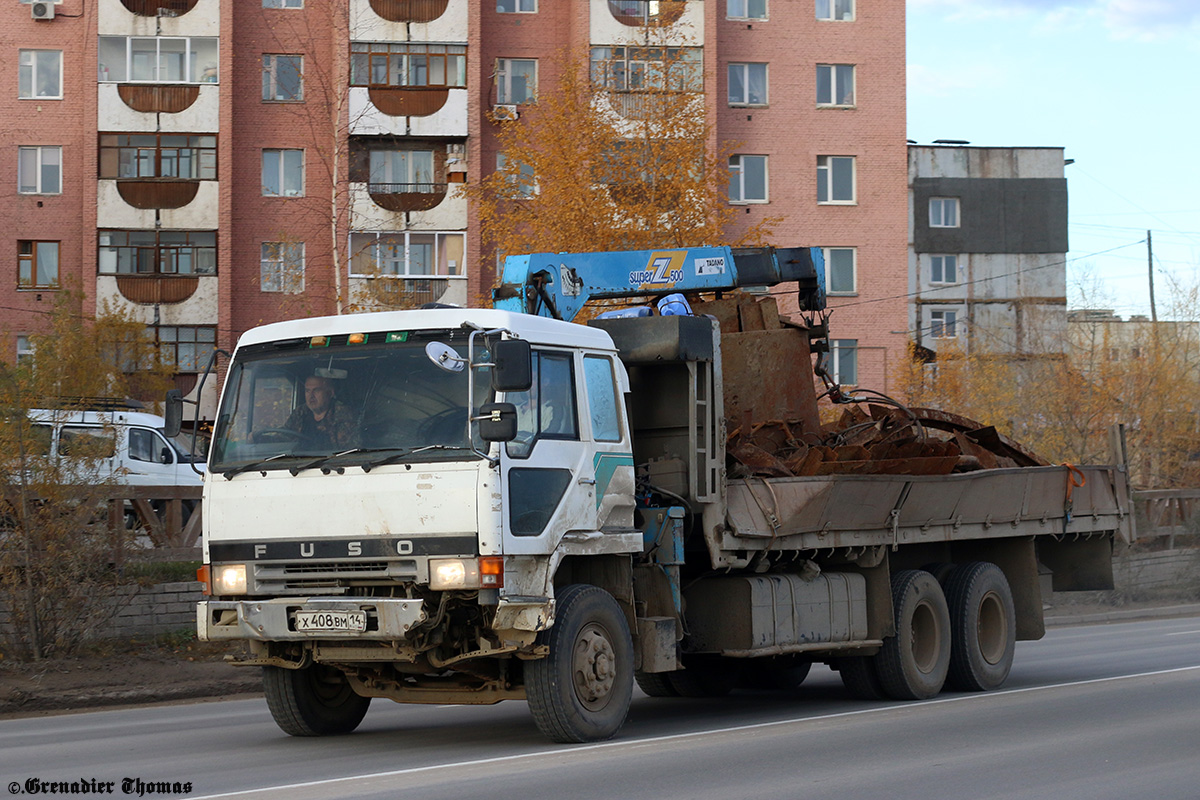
[
  {"left": 262, "top": 664, "right": 371, "bottom": 736},
  {"left": 876, "top": 570, "right": 951, "bottom": 700},
  {"left": 835, "top": 656, "right": 887, "bottom": 700},
  {"left": 944, "top": 562, "right": 1016, "bottom": 691},
  {"left": 665, "top": 661, "right": 735, "bottom": 698},
  {"left": 635, "top": 671, "right": 680, "bottom": 697},
  {"left": 526, "top": 584, "right": 634, "bottom": 743}
]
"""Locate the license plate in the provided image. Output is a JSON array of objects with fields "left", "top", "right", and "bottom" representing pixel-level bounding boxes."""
[{"left": 293, "top": 609, "right": 367, "bottom": 633}]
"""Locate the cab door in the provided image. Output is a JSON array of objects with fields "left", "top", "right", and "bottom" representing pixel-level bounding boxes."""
[{"left": 499, "top": 349, "right": 596, "bottom": 555}]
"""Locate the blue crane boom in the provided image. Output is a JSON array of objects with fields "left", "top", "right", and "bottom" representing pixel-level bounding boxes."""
[{"left": 492, "top": 245, "right": 826, "bottom": 322}]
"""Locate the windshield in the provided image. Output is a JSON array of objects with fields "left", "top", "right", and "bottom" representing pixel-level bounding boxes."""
[{"left": 209, "top": 331, "right": 491, "bottom": 474}]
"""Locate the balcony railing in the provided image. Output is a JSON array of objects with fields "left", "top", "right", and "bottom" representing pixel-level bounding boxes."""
[
  {"left": 119, "top": 0, "right": 198, "bottom": 17},
  {"left": 366, "top": 182, "right": 448, "bottom": 212}
]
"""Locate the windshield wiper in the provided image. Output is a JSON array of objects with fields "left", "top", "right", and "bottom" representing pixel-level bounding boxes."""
[
  {"left": 285, "top": 448, "right": 368, "bottom": 476},
  {"left": 222, "top": 453, "right": 296, "bottom": 480},
  {"left": 359, "top": 445, "right": 472, "bottom": 472}
]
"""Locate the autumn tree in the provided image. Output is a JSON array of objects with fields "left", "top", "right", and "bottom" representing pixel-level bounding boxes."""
[
  {"left": 463, "top": 44, "right": 778, "bottom": 292},
  {"left": 0, "top": 296, "right": 170, "bottom": 660},
  {"left": 896, "top": 285, "right": 1200, "bottom": 489}
]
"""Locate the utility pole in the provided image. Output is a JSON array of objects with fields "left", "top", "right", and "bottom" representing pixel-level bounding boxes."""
[{"left": 1148, "top": 230, "right": 1158, "bottom": 323}]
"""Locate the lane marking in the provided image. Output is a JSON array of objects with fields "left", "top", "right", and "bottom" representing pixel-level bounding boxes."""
[
  {"left": 1165, "top": 630, "right": 1200, "bottom": 636},
  {"left": 189, "top": 664, "right": 1200, "bottom": 800}
]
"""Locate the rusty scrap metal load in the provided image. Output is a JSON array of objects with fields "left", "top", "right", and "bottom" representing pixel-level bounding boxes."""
[
  {"left": 695, "top": 293, "right": 1050, "bottom": 481},
  {"left": 728, "top": 405, "right": 1049, "bottom": 480}
]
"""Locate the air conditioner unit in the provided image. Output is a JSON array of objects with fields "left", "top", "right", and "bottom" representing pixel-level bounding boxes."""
[
  {"left": 31, "top": 1, "right": 55, "bottom": 20},
  {"left": 492, "top": 104, "right": 519, "bottom": 121}
]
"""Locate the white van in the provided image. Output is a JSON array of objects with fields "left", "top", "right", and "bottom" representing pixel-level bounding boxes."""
[{"left": 25, "top": 407, "right": 204, "bottom": 488}]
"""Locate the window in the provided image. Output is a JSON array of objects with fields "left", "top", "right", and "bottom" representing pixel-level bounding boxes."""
[
  {"left": 583, "top": 356, "right": 621, "bottom": 442},
  {"left": 589, "top": 47, "right": 702, "bottom": 93},
  {"left": 507, "top": 351, "right": 578, "bottom": 458},
  {"left": 930, "top": 255, "right": 958, "bottom": 284},
  {"left": 369, "top": 150, "right": 435, "bottom": 192},
  {"left": 350, "top": 43, "right": 467, "bottom": 89},
  {"left": 18, "top": 241, "right": 59, "bottom": 288},
  {"left": 824, "top": 247, "right": 856, "bottom": 294},
  {"left": 261, "top": 242, "right": 305, "bottom": 293},
  {"left": 831, "top": 339, "right": 857, "bottom": 385},
  {"left": 97, "top": 37, "right": 219, "bottom": 84},
  {"left": 60, "top": 427, "right": 116, "bottom": 459},
  {"left": 98, "top": 134, "right": 217, "bottom": 180},
  {"left": 129, "top": 428, "right": 170, "bottom": 464},
  {"left": 727, "top": 0, "right": 766, "bottom": 19},
  {"left": 930, "top": 310, "right": 958, "bottom": 339},
  {"left": 18, "top": 146, "right": 61, "bottom": 194},
  {"left": 496, "top": 58, "right": 537, "bottom": 104},
  {"left": 729, "top": 155, "right": 767, "bottom": 204},
  {"left": 816, "top": 64, "right": 854, "bottom": 106},
  {"left": 816, "top": 0, "right": 853, "bottom": 20},
  {"left": 262, "top": 149, "right": 304, "bottom": 197},
  {"left": 496, "top": 153, "right": 537, "bottom": 198},
  {"left": 349, "top": 232, "right": 464, "bottom": 277},
  {"left": 19, "top": 50, "right": 62, "bottom": 99},
  {"left": 98, "top": 230, "right": 216, "bottom": 275},
  {"left": 263, "top": 0, "right": 302, "bottom": 6},
  {"left": 817, "top": 155, "right": 855, "bottom": 204},
  {"left": 16, "top": 335, "right": 34, "bottom": 364},
  {"left": 155, "top": 326, "right": 216, "bottom": 372},
  {"left": 930, "top": 197, "right": 959, "bottom": 228},
  {"left": 728, "top": 63, "right": 767, "bottom": 106},
  {"left": 263, "top": 55, "right": 303, "bottom": 102},
  {"left": 497, "top": 0, "right": 535, "bottom": 11}
]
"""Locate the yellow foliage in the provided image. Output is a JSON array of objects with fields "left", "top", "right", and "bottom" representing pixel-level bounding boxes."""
[{"left": 461, "top": 45, "right": 779, "bottom": 294}]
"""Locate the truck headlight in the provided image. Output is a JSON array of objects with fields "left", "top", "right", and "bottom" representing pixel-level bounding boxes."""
[
  {"left": 429, "top": 557, "right": 504, "bottom": 591},
  {"left": 430, "top": 558, "right": 478, "bottom": 590},
  {"left": 214, "top": 564, "right": 248, "bottom": 595}
]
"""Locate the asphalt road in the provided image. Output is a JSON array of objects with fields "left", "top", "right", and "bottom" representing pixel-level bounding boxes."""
[{"left": 1, "top": 616, "right": 1197, "bottom": 800}]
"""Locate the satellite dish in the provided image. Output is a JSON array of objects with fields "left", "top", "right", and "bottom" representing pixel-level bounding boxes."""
[{"left": 426, "top": 342, "right": 466, "bottom": 373}]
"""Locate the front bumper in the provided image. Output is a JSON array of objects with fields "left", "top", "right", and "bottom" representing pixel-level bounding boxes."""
[{"left": 198, "top": 597, "right": 426, "bottom": 641}]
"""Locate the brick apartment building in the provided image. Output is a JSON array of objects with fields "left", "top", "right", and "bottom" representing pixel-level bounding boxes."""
[{"left": 0, "top": 0, "right": 908, "bottom": 411}]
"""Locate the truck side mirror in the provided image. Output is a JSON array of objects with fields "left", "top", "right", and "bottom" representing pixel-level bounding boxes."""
[
  {"left": 476, "top": 402, "right": 518, "bottom": 442},
  {"left": 164, "top": 389, "right": 183, "bottom": 438},
  {"left": 491, "top": 339, "right": 532, "bottom": 392}
]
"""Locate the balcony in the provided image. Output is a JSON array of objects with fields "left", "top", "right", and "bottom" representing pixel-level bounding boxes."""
[
  {"left": 590, "top": 0, "right": 702, "bottom": 45},
  {"left": 119, "top": 0, "right": 198, "bottom": 16},
  {"left": 366, "top": 181, "right": 448, "bottom": 213},
  {"left": 349, "top": 87, "right": 467, "bottom": 136},
  {"left": 352, "top": 275, "right": 467, "bottom": 310},
  {"left": 607, "top": 0, "right": 686, "bottom": 27},
  {"left": 367, "top": 0, "right": 448, "bottom": 22}
]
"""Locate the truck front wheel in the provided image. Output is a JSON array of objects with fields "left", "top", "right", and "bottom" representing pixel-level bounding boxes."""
[
  {"left": 262, "top": 664, "right": 371, "bottom": 737},
  {"left": 944, "top": 562, "right": 1016, "bottom": 691},
  {"left": 876, "top": 570, "right": 952, "bottom": 700},
  {"left": 526, "top": 584, "right": 634, "bottom": 743}
]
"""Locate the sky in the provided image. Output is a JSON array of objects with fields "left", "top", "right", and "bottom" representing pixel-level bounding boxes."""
[{"left": 906, "top": 0, "right": 1200, "bottom": 320}]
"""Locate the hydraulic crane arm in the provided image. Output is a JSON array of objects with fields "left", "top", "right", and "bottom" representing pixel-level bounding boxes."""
[{"left": 492, "top": 246, "right": 826, "bottom": 322}]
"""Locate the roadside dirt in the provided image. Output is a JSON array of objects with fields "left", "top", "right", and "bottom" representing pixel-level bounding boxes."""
[
  {"left": 0, "top": 638, "right": 260, "bottom": 718},
  {"left": 0, "top": 594, "right": 1195, "bottom": 720}
]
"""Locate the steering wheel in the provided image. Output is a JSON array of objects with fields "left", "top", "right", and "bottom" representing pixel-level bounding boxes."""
[{"left": 251, "top": 427, "right": 303, "bottom": 444}]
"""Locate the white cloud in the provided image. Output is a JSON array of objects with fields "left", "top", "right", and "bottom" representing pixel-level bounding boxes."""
[{"left": 1102, "top": 0, "right": 1200, "bottom": 40}]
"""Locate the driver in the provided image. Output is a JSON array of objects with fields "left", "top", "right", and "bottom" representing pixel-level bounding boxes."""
[{"left": 283, "top": 375, "right": 357, "bottom": 449}]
